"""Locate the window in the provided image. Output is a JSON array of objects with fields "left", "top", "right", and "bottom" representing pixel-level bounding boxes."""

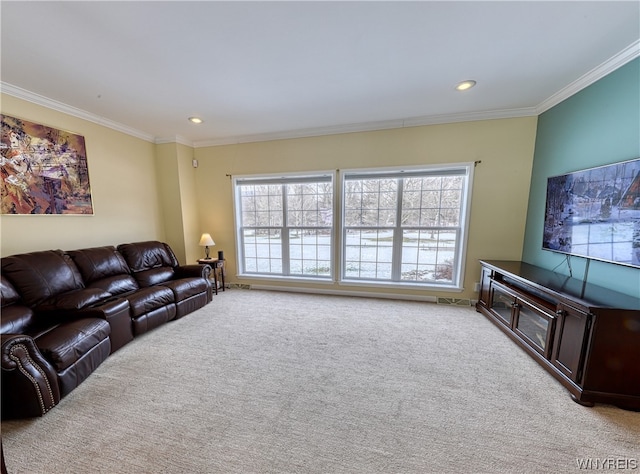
[
  {"left": 341, "top": 165, "right": 473, "bottom": 288},
  {"left": 234, "top": 173, "right": 334, "bottom": 278},
  {"left": 233, "top": 164, "right": 473, "bottom": 290}
]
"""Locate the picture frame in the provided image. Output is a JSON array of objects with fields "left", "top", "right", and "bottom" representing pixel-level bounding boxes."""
[{"left": 1, "top": 114, "right": 93, "bottom": 215}]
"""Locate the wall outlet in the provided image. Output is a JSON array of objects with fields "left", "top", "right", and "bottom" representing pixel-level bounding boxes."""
[{"left": 473, "top": 282, "right": 481, "bottom": 292}]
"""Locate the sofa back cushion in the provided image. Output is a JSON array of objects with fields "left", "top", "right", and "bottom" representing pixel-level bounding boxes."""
[
  {"left": 1, "top": 250, "right": 84, "bottom": 307},
  {"left": 0, "top": 275, "right": 36, "bottom": 334},
  {"left": 0, "top": 275, "right": 21, "bottom": 308},
  {"left": 67, "top": 246, "right": 138, "bottom": 295},
  {"left": 117, "top": 241, "right": 179, "bottom": 287}
]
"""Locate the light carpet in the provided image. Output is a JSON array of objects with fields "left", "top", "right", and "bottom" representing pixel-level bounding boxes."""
[{"left": 2, "top": 289, "right": 639, "bottom": 473}]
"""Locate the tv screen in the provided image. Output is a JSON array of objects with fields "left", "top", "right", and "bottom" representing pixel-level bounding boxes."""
[{"left": 542, "top": 158, "right": 640, "bottom": 268}]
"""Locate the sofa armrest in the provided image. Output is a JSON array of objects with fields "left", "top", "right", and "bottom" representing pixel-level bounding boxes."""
[
  {"left": 175, "top": 264, "right": 211, "bottom": 280},
  {"left": 1, "top": 334, "right": 60, "bottom": 419},
  {"left": 77, "top": 298, "right": 133, "bottom": 353}
]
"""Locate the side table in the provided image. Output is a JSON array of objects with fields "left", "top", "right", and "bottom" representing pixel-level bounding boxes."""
[{"left": 197, "top": 258, "right": 226, "bottom": 295}]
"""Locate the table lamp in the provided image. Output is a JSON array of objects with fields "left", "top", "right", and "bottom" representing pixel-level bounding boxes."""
[{"left": 198, "top": 233, "right": 215, "bottom": 259}]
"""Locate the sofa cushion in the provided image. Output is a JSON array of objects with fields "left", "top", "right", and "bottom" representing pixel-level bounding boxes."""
[
  {"left": 67, "top": 246, "right": 128, "bottom": 279},
  {"left": 68, "top": 246, "right": 140, "bottom": 295},
  {"left": 37, "top": 288, "right": 112, "bottom": 312},
  {"left": 117, "top": 241, "right": 186, "bottom": 288},
  {"left": 1, "top": 275, "right": 21, "bottom": 307},
  {"left": 117, "top": 241, "right": 179, "bottom": 273},
  {"left": 86, "top": 274, "right": 139, "bottom": 295},
  {"left": 0, "top": 305, "right": 36, "bottom": 335},
  {"left": 1, "top": 250, "right": 84, "bottom": 307},
  {"left": 134, "top": 267, "right": 175, "bottom": 287},
  {"left": 1, "top": 275, "right": 36, "bottom": 335},
  {"left": 36, "top": 318, "right": 110, "bottom": 372},
  {"left": 124, "top": 286, "right": 175, "bottom": 318},
  {"left": 161, "top": 278, "right": 209, "bottom": 301}
]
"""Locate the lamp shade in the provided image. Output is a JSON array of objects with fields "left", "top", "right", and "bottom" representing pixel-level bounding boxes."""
[{"left": 198, "top": 233, "right": 215, "bottom": 247}]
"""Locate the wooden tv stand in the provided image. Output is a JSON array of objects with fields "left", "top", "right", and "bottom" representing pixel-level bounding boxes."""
[{"left": 476, "top": 260, "right": 640, "bottom": 410}]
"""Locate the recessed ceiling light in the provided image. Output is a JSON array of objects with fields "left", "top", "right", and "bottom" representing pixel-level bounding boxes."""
[
  {"left": 188, "top": 117, "right": 203, "bottom": 124},
  {"left": 455, "top": 80, "right": 477, "bottom": 91}
]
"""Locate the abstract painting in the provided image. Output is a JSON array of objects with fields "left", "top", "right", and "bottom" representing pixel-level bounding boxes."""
[{"left": 1, "top": 114, "right": 93, "bottom": 214}]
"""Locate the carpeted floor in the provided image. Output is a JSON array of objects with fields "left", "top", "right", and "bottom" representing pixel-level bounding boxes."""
[{"left": 2, "top": 289, "right": 639, "bottom": 473}]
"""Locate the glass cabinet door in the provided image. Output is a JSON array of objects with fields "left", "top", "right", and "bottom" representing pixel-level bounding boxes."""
[
  {"left": 490, "top": 284, "right": 515, "bottom": 326},
  {"left": 514, "top": 299, "right": 554, "bottom": 357}
]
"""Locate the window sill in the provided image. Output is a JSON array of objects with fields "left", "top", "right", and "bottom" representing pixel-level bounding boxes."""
[
  {"left": 339, "top": 279, "right": 463, "bottom": 292},
  {"left": 237, "top": 274, "right": 335, "bottom": 285},
  {"left": 236, "top": 274, "right": 463, "bottom": 292}
]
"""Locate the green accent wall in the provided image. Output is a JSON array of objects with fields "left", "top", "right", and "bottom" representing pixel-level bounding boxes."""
[{"left": 522, "top": 58, "right": 640, "bottom": 297}]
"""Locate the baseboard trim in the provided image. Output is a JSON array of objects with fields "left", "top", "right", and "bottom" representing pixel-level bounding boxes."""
[{"left": 248, "top": 284, "right": 438, "bottom": 303}]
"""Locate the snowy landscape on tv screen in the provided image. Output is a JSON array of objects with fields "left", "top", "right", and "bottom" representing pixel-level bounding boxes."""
[{"left": 543, "top": 158, "right": 640, "bottom": 268}]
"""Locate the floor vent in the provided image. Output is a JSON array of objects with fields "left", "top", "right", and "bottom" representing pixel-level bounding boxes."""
[
  {"left": 436, "top": 297, "right": 472, "bottom": 306},
  {"left": 229, "top": 283, "right": 251, "bottom": 290}
]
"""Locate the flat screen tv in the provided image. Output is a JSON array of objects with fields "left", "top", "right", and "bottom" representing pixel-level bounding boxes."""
[{"left": 543, "top": 158, "right": 640, "bottom": 268}]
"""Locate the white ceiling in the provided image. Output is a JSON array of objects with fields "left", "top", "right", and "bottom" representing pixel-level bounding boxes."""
[{"left": 1, "top": 1, "right": 639, "bottom": 146}]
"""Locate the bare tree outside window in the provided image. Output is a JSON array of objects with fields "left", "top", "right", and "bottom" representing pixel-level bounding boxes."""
[
  {"left": 342, "top": 167, "right": 471, "bottom": 286},
  {"left": 234, "top": 165, "right": 472, "bottom": 289},
  {"left": 236, "top": 175, "right": 334, "bottom": 278}
]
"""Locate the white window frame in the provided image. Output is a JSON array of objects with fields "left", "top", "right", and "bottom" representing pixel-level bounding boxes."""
[
  {"left": 232, "top": 163, "right": 474, "bottom": 291},
  {"left": 339, "top": 163, "right": 474, "bottom": 290},
  {"left": 233, "top": 171, "right": 336, "bottom": 281}
]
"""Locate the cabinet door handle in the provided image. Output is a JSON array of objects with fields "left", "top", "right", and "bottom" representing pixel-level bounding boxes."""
[{"left": 556, "top": 309, "right": 564, "bottom": 316}]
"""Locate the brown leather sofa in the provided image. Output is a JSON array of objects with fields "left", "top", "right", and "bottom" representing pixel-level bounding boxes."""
[{"left": 1, "top": 241, "right": 212, "bottom": 419}]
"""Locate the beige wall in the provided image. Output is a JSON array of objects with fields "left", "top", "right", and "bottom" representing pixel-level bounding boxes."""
[
  {"left": 194, "top": 116, "right": 538, "bottom": 300},
  {"left": 1, "top": 93, "right": 538, "bottom": 300},
  {"left": 1, "top": 94, "right": 165, "bottom": 256},
  {"left": 175, "top": 143, "right": 202, "bottom": 264},
  {"left": 155, "top": 141, "right": 207, "bottom": 264},
  {"left": 156, "top": 142, "right": 187, "bottom": 261}
]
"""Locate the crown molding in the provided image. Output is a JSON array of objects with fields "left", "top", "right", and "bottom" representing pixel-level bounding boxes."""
[
  {"left": 193, "top": 107, "right": 539, "bottom": 148},
  {"left": 402, "top": 107, "right": 537, "bottom": 128},
  {"left": 155, "top": 135, "right": 194, "bottom": 147},
  {"left": 192, "top": 119, "right": 406, "bottom": 147},
  {"left": 0, "top": 82, "right": 156, "bottom": 143},
  {"left": 3, "top": 39, "right": 638, "bottom": 147},
  {"left": 536, "top": 39, "right": 640, "bottom": 115}
]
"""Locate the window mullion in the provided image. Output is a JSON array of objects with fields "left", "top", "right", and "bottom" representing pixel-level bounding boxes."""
[
  {"left": 239, "top": 226, "right": 246, "bottom": 274},
  {"left": 281, "top": 183, "right": 290, "bottom": 275},
  {"left": 391, "top": 178, "right": 404, "bottom": 280}
]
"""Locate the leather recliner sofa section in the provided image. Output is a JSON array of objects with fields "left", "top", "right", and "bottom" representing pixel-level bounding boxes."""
[
  {"left": 1, "top": 241, "right": 212, "bottom": 419},
  {"left": 117, "top": 241, "right": 212, "bottom": 330},
  {"left": 1, "top": 274, "right": 110, "bottom": 418}
]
